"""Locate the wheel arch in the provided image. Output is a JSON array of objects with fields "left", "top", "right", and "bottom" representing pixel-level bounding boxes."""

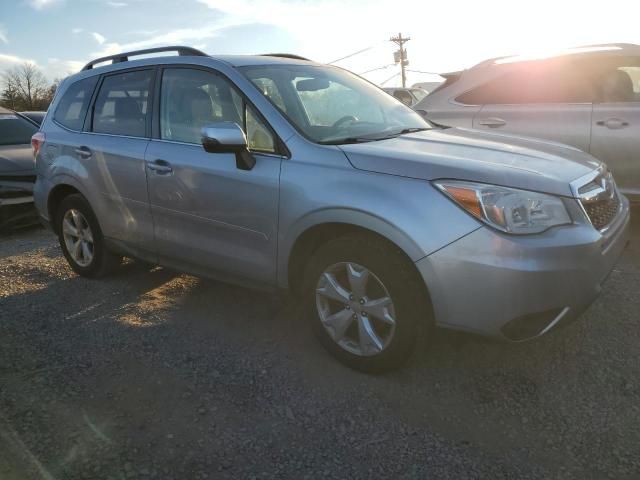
[
  {"left": 281, "top": 209, "right": 427, "bottom": 297},
  {"left": 46, "top": 178, "right": 88, "bottom": 234}
]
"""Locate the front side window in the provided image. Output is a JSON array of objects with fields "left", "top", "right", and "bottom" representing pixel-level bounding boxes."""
[
  {"left": 54, "top": 76, "right": 98, "bottom": 130},
  {"left": 92, "top": 70, "right": 152, "bottom": 137},
  {"left": 595, "top": 65, "right": 640, "bottom": 103},
  {"left": 250, "top": 77, "right": 286, "bottom": 111},
  {"left": 456, "top": 63, "right": 594, "bottom": 105},
  {"left": 160, "top": 68, "right": 276, "bottom": 153},
  {"left": 241, "top": 65, "right": 429, "bottom": 144},
  {"left": 0, "top": 113, "right": 37, "bottom": 146}
]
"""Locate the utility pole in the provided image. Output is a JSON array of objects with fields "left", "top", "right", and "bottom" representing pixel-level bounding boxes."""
[{"left": 390, "top": 33, "right": 410, "bottom": 87}]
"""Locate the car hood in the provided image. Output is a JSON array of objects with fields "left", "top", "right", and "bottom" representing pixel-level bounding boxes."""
[
  {"left": 0, "top": 144, "right": 35, "bottom": 177},
  {"left": 339, "top": 127, "right": 601, "bottom": 197}
]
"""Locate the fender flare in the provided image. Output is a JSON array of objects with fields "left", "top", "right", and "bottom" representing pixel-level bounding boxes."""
[{"left": 277, "top": 207, "right": 425, "bottom": 288}]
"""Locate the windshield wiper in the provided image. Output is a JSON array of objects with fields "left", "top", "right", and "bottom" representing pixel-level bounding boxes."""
[
  {"left": 319, "top": 137, "right": 380, "bottom": 145},
  {"left": 320, "top": 127, "right": 431, "bottom": 145},
  {"left": 396, "top": 127, "right": 430, "bottom": 135}
]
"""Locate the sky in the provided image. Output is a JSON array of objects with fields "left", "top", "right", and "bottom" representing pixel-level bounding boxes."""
[{"left": 0, "top": 0, "right": 639, "bottom": 87}]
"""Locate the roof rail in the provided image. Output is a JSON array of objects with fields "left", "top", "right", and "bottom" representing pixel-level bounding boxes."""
[
  {"left": 470, "top": 56, "right": 510, "bottom": 69},
  {"left": 82, "top": 46, "right": 207, "bottom": 71},
  {"left": 471, "top": 43, "right": 640, "bottom": 69},
  {"left": 261, "top": 53, "right": 311, "bottom": 61}
]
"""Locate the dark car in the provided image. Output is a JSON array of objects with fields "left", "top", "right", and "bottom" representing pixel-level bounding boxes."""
[
  {"left": 20, "top": 111, "right": 47, "bottom": 126},
  {"left": 0, "top": 106, "right": 39, "bottom": 230}
]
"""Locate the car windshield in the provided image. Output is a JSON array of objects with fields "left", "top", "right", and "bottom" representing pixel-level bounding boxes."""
[
  {"left": 0, "top": 113, "right": 38, "bottom": 146},
  {"left": 240, "top": 64, "right": 430, "bottom": 144}
]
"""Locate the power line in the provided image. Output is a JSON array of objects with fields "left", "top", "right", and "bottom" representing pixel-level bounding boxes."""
[
  {"left": 328, "top": 46, "right": 375, "bottom": 65},
  {"left": 359, "top": 64, "right": 395, "bottom": 75},
  {"left": 380, "top": 72, "right": 400, "bottom": 86},
  {"left": 406, "top": 69, "right": 442, "bottom": 75}
]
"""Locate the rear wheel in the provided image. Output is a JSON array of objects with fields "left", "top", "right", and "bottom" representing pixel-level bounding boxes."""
[
  {"left": 304, "top": 234, "right": 430, "bottom": 372},
  {"left": 56, "top": 194, "right": 121, "bottom": 277}
]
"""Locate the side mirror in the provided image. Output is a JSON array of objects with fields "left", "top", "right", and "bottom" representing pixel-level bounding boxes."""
[{"left": 201, "top": 122, "right": 255, "bottom": 171}]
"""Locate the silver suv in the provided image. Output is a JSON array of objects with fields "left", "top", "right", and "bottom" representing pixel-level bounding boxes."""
[
  {"left": 414, "top": 43, "right": 640, "bottom": 200},
  {"left": 34, "top": 46, "right": 630, "bottom": 372}
]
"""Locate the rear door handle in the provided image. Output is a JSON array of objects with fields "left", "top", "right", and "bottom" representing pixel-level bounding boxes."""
[
  {"left": 74, "top": 146, "right": 92, "bottom": 159},
  {"left": 478, "top": 117, "right": 506, "bottom": 128},
  {"left": 146, "top": 159, "right": 173, "bottom": 174},
  {"left": 596, "top": 118, "right": 629, "bottom": 129}
]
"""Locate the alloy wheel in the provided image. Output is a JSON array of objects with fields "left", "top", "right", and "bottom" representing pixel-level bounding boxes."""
[
  {"left": 62, "top": 209, "right": 94, "bottom": 267},
  {"left": 315, "top": 262, "right": 396, "bottom": 356}
]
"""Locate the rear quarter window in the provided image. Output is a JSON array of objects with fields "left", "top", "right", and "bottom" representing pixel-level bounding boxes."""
[{"left": 54, "top": 76, "right": 99, "bottom": 130}]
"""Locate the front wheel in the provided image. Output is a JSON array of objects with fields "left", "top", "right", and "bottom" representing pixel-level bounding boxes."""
[
  {"left": 56, "top": 194, "right": 121, "bottom": 278},
  {"left": 304, "top": 234, "right": 430, "bottom": 372}
]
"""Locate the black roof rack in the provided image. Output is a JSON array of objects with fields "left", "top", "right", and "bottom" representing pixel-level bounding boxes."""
[
  {"left": 82, "top": 46, "right": 207, "bottom": 71},
  {"left": 261, "top": 53, "right": 311, "bottom": 61}
]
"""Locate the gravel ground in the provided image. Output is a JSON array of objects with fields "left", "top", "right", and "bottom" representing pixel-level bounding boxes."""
[{"left": 0, "top": 215, "right": 639, "bottom": 480}]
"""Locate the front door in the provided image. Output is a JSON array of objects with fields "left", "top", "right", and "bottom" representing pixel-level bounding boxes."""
[
  {"left": 590, "top": 64, "right": 640, "bottom": 198},
  {"left": 145, "top": 66, "right": 283, "bottom": 286},
  {"left": 469, "top": 62, "right": 594, "bottom": 152}
]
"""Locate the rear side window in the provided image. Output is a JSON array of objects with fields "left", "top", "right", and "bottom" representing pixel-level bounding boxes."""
[
  {"left": 53, "top": 76, "right": 98, "bottom": 130},
  {"left": 456, "top": 64, "right": 594, "bottom": 105},
  {"left": 0, "top": 114, "right": 37, "bottom": 146},
  {"left": 92, "top": 70, "right": 152, "bottom": 137}
]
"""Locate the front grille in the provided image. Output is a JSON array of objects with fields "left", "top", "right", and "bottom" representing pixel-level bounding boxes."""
[{"left": 582, "top": 194, "right": 620, "bottom": 230}]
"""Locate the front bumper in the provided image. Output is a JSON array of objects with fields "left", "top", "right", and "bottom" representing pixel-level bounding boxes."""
[{"left": 416, "top": 195, "right": 631, "bottom": 340}]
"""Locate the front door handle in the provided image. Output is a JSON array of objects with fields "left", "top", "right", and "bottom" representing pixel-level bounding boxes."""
[
  {"left": 596, "top": 118, "right": 629, "bottom": 129},
  {"left": 74, "top": 146, "right": 92, "bottom": 159},
  {"left": 478, "top": 117, "right": 507, "bottom": 128},
  {"left": 146, "top": 159, "right": 173, "bottom": 174}
]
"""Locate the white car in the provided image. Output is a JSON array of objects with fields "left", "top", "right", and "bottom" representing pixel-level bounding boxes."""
[{"left": 414, "top": 43, "right": 640, "bottom": 200}]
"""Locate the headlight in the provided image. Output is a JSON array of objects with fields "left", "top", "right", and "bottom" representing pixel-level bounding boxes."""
[{"left": 433, "top": 180, "right": 572, "bottom": 234}]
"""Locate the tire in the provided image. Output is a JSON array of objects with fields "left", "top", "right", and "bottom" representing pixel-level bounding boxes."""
[
  {"left": 303, "top": 234, "right": 430, "bottom": 373},
  {"left": 55, "top": 194, "right": 121, "bottom": 278}
]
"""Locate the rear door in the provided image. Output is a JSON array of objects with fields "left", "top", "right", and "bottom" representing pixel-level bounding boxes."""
[
  {"left": 590, "top": 62, "right": 640, "bottom": 197},
  {"left": 466, "top": 62, "right": 594, "bottom": 151},
  {"left": 84, "top": 68, "right": 156, "bottom": 255}
]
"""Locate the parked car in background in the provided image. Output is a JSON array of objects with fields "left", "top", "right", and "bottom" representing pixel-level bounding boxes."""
[
  {"left": 20, "top": 111, "right": 47, "bottom": 126},
  {"left": 0, "top": 106, "right": 39, "bottom": 230},
  {"left": 35, "top": 46, "right": 629, "bottom": 372},
  {"left": 414, "top": 43, "right": 640, "bottom": 200},
  {"left": 382, "top": 87, "right": 428, "bottom": 106}
]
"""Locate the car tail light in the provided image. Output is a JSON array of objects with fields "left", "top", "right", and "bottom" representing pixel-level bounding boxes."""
[{"left": 31, "top": 132, "right": 45, "bottom": 157}]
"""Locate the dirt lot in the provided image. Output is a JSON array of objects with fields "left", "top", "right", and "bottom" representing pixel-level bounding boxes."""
[{"left": 1, "top": 216, "right": 639, "bottom": 480}]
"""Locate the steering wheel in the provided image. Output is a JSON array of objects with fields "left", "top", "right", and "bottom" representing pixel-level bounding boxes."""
[{"left": 332, "top": 115, "right": 358, "bottom": 129}]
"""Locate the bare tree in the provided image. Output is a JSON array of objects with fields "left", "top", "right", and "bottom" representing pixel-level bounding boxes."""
[{"left": 1, "top": 63, "right": 52, "bottom": 111}]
